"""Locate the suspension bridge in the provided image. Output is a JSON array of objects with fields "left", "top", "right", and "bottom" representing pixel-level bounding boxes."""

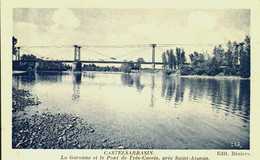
[
  {"left": 12, "top": 43, "right": 167, "bottom": 71},
  {"left": 12, "top": 42, "right": 215, "bottom": 72}
]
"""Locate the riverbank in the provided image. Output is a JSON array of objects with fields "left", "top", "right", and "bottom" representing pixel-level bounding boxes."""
[
  {"left": 179, "top": 75, "right": 250, "bottom": 80},
  {"left": 12, "top": 88, "right": 41, "bottom": 112},
  {"left": 12, "top": 88, "right": 122, "bottom": 149},
  {"left": 13, "top": 69, "right": 249, "bottom": 78},
  {"left": 13, "top": 71, "right": 27, "bottom": 74}
]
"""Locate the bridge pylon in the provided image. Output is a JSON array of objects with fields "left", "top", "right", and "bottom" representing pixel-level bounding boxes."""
[
  {"left": 74, "top": 45, "right": 81, "bottom": 61},
  {"left": 17, "top": 47, "right": 21, "bottom": 61},
  {"left": 151, "top": 44, "right": 157, "bottom": 71},
  {"left": 73, "top": 45, "right": 82, "bottom": 72}
]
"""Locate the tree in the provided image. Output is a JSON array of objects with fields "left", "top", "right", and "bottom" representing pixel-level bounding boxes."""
[
  {"left": 120, "top": 62, "right": 132, "bottom": 73},
  {"left": 162, "top": 49, "right": 177, "bottom": 71},
  {"left": 176, "top": 48, "right": 181, "bottom": 68},
  {"left": 213, "top": 44, "right": 224, "bottom": 64},
  {"left": 207, "top": 57, "right": 220, "bottom": 76},
  {"left": 190, "top": 51, "right": 203, "bottom": 65},
  {"left": 12, "top": 36, "right": 18, "bottom": 60},
  {"left": 160, "top": 36, "right": 250, "bottom": 77},
  {"left": 189, "top": 53, "right": 194, "bottom": 63},
  {"left": 135, "top": 58, "right": 145, "bottom": 70},
  {"left": 172, "top": 51, "right": 177, "bottom": 70},
  {"left": 239, "top": 36, "right": 250, "bottom": 78},
  {"left": 232, "top": 41, "right": 239, "bottom": 68},
  {"left": 166, "top": 50, "right": 172, "bottom": 70},
  {"left": 21, "top": 54, "right": 37, "bottom": 61},
  {"left": 225, "top": 40, "right": 233, "bottom": 66},
  {"left": 169, "top": 49, "right": 176, "bottom": 70},
  {"left": 162, "top": 52, "right": 167, "bottom": 69},
  {"left": 180, "top": 49, "right": 186, "bottom": 65}
]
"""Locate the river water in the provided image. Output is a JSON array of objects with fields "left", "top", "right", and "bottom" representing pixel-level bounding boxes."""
[{"left": 13, "top": 72, "right": 250, "bottom": 149}]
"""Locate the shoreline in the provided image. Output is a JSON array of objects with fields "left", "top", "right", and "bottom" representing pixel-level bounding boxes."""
[
  {"left": 179, "top": 75, "right": 250, "bottom": 80},
  {"left": 12, "top": 88, "right": 123, "bottom": 149},
  {"left": 13, "top": 70, "right": 250, "bottom": 80}
]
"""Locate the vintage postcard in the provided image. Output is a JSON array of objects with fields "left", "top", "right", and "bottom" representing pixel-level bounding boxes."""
[{"left": 1, "top": 0, "right": 260, "bottom": 160}]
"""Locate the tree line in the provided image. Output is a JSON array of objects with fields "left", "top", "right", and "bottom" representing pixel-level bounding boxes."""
[
  {"left": 162, "top": 48, "right": 186, "bottom": 70},
  {"left": 13, "top": 54, "right": 71, "bottom": 71},
  {"left": 161, "top": 35, "right": 250, "bottom": 78}
]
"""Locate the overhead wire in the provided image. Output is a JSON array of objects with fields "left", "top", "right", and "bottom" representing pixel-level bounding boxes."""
[
  {"left": 115, "top": 47, "right": 151, "bottom": 60},
  {"left": 86, "top": 48, "right": 113, "bottom": 60},
  {"left": 19, "top": 43, "right": 222, "bottom": 49},
  {"left": 17, "top": 43, "right": 220, "bottom": 61}
]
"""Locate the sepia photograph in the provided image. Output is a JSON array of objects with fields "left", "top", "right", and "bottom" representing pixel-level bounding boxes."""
[{"left": 11, "top": 8, "right": 250, "bottom": 149}]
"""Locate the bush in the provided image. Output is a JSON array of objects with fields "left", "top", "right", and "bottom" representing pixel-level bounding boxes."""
[
  {"left": 193, "top": 68, "right": 205, "bottom": 75},
  {"left": 180, "top": 65, "right": 193, "bottom": 75}
]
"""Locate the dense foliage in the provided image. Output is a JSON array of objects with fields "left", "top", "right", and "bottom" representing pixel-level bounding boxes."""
[
  {"left": 13, "top": 54, "right": 71, "bottom": 71},
  {"left": 162, "top": 36, "right": 250, "bottom": 78},
  {"left": 82, "top": 64, "right": 120, "bottom": 72},
  {"left": 120, "top": 58, "right": 145, "bottom": 73}
]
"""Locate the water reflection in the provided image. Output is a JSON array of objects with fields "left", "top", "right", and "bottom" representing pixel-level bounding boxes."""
[
  {"left": 13, "top": 72, "right": 250, "bottom": 121},
  {"left": 161, "top": 75, "right": 185, "bottom": 103},
  {"left": 83, "top": 72, "right": 95, "bottom": 79},
  {"left": 150, "top": 74, "right": 155, "bottom": 107},
  {"left": 121, "top": 74, "right": 134, "bottom": 86},
  {"left": 13, "top": 72, "right": 64, "bottom": 87},
  {"left": 37, "top": 72, "right": 63, "bottom": 82},
  {"left": 239, "top": 80, "right": 250, "bottom": 115},
  {"left": 135, "top": 74, "right": 145, "bottom": 91},
  {"left": 12, "top": 72, "right": 250, "bottom": 149},
  {"left": 121, "top": 73, "right": 144, "bottom": 92},
  {"left": 159, "top": 74, "right": 250, "bottom": 120},
  {"left": 72, "top": 73, "right": 82, "bottom": 102}
]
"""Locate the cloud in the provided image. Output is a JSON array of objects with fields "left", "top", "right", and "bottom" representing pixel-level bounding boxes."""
[
  {"left": 13, "top": 21, "right": 75, "bottom": 60},
  {"left": 13, "top": 9, "right": 249, "bottom": 61},
  {"left": 187, "top": 11, "right": 217, "bottom": 31},
  {"left": 14, "top": 22, "right": 39, "bottom": 45},
  {"left": 51, "top": 9, "right": 80, "bottom": 31}
]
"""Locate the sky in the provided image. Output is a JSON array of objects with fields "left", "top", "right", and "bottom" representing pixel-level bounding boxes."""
[{"left": 13, "top": 8, "right": 250, "bottom": 62}]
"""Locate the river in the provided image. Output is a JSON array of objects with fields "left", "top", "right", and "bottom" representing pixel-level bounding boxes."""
[{"left": 13, "top": 71, "right": 250, "bottom": 149}]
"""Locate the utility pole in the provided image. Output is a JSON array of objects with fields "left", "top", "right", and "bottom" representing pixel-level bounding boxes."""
[{"left": 151, "top": 44, "right": 157, "bottom": 71}]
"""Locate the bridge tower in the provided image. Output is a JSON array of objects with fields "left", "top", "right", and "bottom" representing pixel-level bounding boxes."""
[
  {"left": 151, "top": 44, "right": 157, "bottom": 71},
  {"left": 73, "top": 45, "right": 82, "bottom": 72},
  {"left": 17, "top": 47, "right": 21, "bottom": 61},
  {"left": 12, "top": 47, "right": 21, "bottom": 70},
  {"left": 74, "top": 45, "right": 81, "bottom": 61}
]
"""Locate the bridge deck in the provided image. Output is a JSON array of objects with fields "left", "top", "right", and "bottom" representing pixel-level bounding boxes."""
[{"left": 13, "top": 60, "right": 164, "bottom": 65}]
